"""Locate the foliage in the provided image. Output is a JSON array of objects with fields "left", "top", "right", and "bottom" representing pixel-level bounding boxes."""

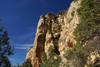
[
  {"left": 55, "top": 19, "right": 59, "bottom": 24},
  {"left": 40, "top": 46, "right": 61, "bottom": 67},
  {"left": 65, "top": 43, "right": 89, "bottom": 67},
  {"left": 48, "top": 45, "right": 54, "bottom": 52},
  {"left": 40, "top": 52, "right": 61, "bottom": 67},
  {"left": 30, "top": 46, "right": 33, "bottom": 48},
  {"left": 12, "top": 65, "right": 22, "bottom": 67},
  {"left": 53, "top": 40, "right": 58, "bottom": 45},
  {"left": 59, "top": 10, "right": 66, "bottom": 14},
  {"left": 65, "top": 0, "right": 100, "bottom": 66},
  {"left": 0, "top": 20, "right": 14, "bottom": 67},
  {"left": 59, "top": 10, "right": 66, "bottom": 15},
  {"left": 74, "top": 0, "right": 100, "bottom": 44},
  {"left": 54, "top": 19, "right": 62, "bottom": 33},
  {"left": 65, "top": 37, "right": 100, "bottom": 66},
  {"left": 73, "top": 0, "right": 77, "bottom": 2},
  {"left": 41, "top": 52, "right": 47, "bottom": 63},
  {"left": 71, "top": 11, "right": 75, "bottom": 16},
  {"left": 57, "top": 27, "right": 62, "bottom": 33},
  {"left": 22, "top": 59, "right": 32, "bottom": 67}
]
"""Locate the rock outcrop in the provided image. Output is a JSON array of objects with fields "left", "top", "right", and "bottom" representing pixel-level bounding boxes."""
[
  {"left": 25, "top": 0, "right": 100, "bottom": 67},
  {"left": 25, "top": 0, "right": 82, "bottom": 67},
  {"left": 31, "top": 15, "right": 47, "bottom": 67},
  {"left": 26, "top": 47, "right": 33, "bottom": 60}
]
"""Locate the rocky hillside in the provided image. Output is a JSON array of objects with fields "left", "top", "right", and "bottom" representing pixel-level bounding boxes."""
[{"left": 25, "top": 0, "right": 100, "bottom": 67}]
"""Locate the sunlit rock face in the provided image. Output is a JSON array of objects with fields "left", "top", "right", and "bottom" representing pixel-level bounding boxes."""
[
  {"left": 26, "top": 48, "right": 33, "bottom": 60},
  {"left": 31, "top": 15, "right": 47, "bottom": 67},
  {"left": 84, "top": 51, "right": 100, "bottom": 67},
  {"left": 58, "top": 0, "right": 81, "bottom": 57},
  {"left": 58, "top": 0, "right": 82, "bottom": 66},
  {"left": 25, "top": 0, "right": 83, "bottom": 67}
]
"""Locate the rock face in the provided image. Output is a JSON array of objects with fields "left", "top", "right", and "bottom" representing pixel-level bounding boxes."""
[
  {"left": 26, "top": 47, "right": 33, "bottom": 60},
  {"left": 58, "top": 0, "right": 81, "bottom": 57},
  {"left": 25, "top": 0, "right": 100, "bottom": 67},
  {"left": 31, "top": 15, "right": 47, "bottom": 67},
  {"left": 25, "top": 0, "right": 82, "bottom": 67}
]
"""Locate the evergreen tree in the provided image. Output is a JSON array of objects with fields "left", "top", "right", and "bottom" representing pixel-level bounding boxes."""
[{"left": 0, "top": 19, "right": 14, "bottom": 67}]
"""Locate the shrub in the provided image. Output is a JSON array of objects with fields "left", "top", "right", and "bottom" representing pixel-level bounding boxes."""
[
  {"left": 54, "top": 19, "right": 62, "bottom": 33},
  {"left": 65, "top": 42, "right": 89, "bottom": 67},
  {"left": 55, "top": 19, "right": 59, "bottom": 24},
  {"left": 22, "top": 59, "right": 32, "bottom": 67},
  {"left": 53, "top": 40, "right": 58, "bottom": 45},
  {"left": 48, "top": 45, "right": 54, "bottom": 52},
  {"left": 59, "top": 10, "right": 66, "bottom": 15},
  {"left": 40, "top": 46, "right": 61, "bottom": 67},
  {"left": 74, "top": 0, "right": 77, "bottom": 2},
  {"left": 71, "top": 11, "right": 75, "bottom": 16},
  {"left": 41, "top": 52, "right": 47, "bottom": 63},
  {"left": 40, "top": 53, "right": 61, "bottom": 67},
  {"left": 59, "top": 10, "right": 63, "bottom": 13},
  {"left": 59, "top": 10, "right": 66, "bottom": 14}
]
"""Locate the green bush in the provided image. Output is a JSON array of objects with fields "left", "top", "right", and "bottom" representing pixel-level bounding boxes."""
[
  {"left": 55, "top": 19, "right": 59, "bottom": 24},
  {"left": 71, "top": 11, "right": 75, "bottom": 16},
  {"left": 22, "top": 59, "right": 32, "bottom": 67},
  {"left": 40, "top": 46, "right": 61, "bottom": 67},
  {"left": 59, "top": 10, "right": 66, "bottom": 14},
  {"left": 59, "top": 10, "right": 67, "bottom": 16},
  {"left": 54, "top": 19, "right": 62, "bottom": 33},
  {"left": 65, "top": 43, "right": 89, "bottom": 67},
  {"left": 41, "top": 52, "right": 47, "bottom": 64},
  {"left": 48, "top": 45, "right": 54, "bottom": 52},
  {"left": 40, "top": 52, "right": 61, "bottom": 67},
  {"left": 74, "top": 0, "right": 77, "bottom": 2},
  {"left": 59, "top": 10, "right": 63, "bottom": 13}
]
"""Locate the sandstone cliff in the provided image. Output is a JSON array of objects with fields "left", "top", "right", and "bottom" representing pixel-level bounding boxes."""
[{"left": 25, "top": 0, "right": 100, "bottom": 67}]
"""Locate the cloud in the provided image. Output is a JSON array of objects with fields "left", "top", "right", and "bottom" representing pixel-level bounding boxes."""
[
  {"left": 14, "top": 44, "right": 33, "bottom": 49},
  {"left": 9, "top": 58, "right": 17, "bottom": 61},
  {"left": 15, "top": 47, "right": 29, "bottom": 49}
]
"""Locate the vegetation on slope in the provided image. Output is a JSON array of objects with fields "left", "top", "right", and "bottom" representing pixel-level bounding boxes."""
[
  {"left": 40, "top": 46, "right": 61, "bottom": 67},
  {"left": 65, "top": 0, "right": 100, "bottom": 67},
  {"left": 22, "top": 59, "right": 32, "bottom": 67}
]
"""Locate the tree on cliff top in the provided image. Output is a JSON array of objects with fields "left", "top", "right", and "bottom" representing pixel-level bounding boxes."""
[{"left": 0, "top": 19, "right": 14, "bottom": 67}]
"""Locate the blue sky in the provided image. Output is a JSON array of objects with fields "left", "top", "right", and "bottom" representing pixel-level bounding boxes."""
[{"left": 0, "top": 0, "right": 73, "bottom": 66}]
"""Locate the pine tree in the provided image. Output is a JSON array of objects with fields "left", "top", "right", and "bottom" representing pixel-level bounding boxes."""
[{"left": 0, "top": 19, "right": 14, "bottom": 67}]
